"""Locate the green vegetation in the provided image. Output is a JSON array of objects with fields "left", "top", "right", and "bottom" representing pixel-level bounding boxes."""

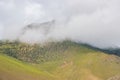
[
  {"left": 0, "top": 40, "right": 120, "bottom": 80},
  {"left": 0, "top": 40, "right": 76, "bottom": 63},
  {"left": 0, "top": 53, "right": 55, "bottom": 80}
]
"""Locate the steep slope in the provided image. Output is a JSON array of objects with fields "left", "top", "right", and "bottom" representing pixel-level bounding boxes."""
[{"left": 0, "top": 40, "right": 120, "bottom": 80}]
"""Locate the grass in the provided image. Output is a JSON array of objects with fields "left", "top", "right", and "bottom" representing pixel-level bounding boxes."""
[
  {"left": 0, "top": 53, "right": 55, "bottom": 80},
  {"left": 34, "top": 46, "right": 120, "bottom": 80},
  {"left": 0, "top": 40, "right": 120, "bottom": 80}
]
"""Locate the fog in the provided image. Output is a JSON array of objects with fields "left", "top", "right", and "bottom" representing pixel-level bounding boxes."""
[{"left": 0, "top": 0, "right": 120, "bottom": 48}]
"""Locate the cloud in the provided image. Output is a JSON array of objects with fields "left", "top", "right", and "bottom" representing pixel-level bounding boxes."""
[
  {"left": 0, "top": 23, "right": 3, "bottom": 39},
  {"left": 1, "top": 0, "right": 120, "bottom": 48},
  {"left": 23, "top": 1, "right": 46, "bottom": 24}
]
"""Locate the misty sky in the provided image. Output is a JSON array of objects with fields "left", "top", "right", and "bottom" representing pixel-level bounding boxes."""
[{"left": 0, "top": 0, "right": 120, "bottom": 48}]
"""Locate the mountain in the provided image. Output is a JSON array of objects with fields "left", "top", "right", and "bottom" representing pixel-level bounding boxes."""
[
  {"left": 19, "top": 20, "right": 55, "bottom": 37},
  {"left": 0, "top": 40, "right": 120, "bottom": 80},
  {"left": 101, "top": 48, "right": 120, "bottom": 56}
]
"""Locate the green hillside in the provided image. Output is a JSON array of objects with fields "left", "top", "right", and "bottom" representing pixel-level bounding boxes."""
[
  {"left": 0, "top": 53, "right": 55, "bottom": 80},
  {"left": 0, "top": 40, "right": 120, "bottom": 80}
]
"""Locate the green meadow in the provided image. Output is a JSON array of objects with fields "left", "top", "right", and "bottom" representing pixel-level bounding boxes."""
[{"left": 0, "top": 41, "right": 120, "bottom": 80}]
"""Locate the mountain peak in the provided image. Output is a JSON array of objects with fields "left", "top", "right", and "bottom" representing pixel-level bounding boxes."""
[{"left": 19, "top": 20, "right": 55, "bottom": 37}]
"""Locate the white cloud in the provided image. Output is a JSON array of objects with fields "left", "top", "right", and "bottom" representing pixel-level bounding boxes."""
[
  {"left": 24, "top": 2, "right": 45, "bottom": 24},
  {"left": 0, "top": 23, "right": 3, "bottom": 39},
  {"left": 1, "top": 0, "right": 120, "bottom": 48},
  {"left": 0, "top": 0, "right": 15, "bottom": 10}
]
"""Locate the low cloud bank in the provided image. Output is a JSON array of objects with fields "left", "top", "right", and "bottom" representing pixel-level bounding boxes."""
[{"left": 0, "top": 0, "right": 120, "bottom": 48}]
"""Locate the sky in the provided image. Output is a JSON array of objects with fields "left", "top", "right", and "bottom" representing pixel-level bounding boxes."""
[{"left": 0, "top": 0, "right": 120, "bottom": 48}]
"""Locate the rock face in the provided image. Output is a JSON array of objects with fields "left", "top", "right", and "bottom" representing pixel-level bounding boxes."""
[{"left": 20, "top": 20, "right": 55, "bottom": 37}]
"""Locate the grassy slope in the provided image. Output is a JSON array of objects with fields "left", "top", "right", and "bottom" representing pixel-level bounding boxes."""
[
  {"left": 0, "top": 41, "right": 120, "bottom": 80},
  {"left": 0, "top": 53, "right": 55, "bottom": 80},
  {"left": 35, "top": 45, "right": 120, "bottom": 80}
]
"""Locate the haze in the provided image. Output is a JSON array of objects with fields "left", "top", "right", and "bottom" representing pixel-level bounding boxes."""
[{"left": 0, "top": 0, "right": 120, "bottom": 48}]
